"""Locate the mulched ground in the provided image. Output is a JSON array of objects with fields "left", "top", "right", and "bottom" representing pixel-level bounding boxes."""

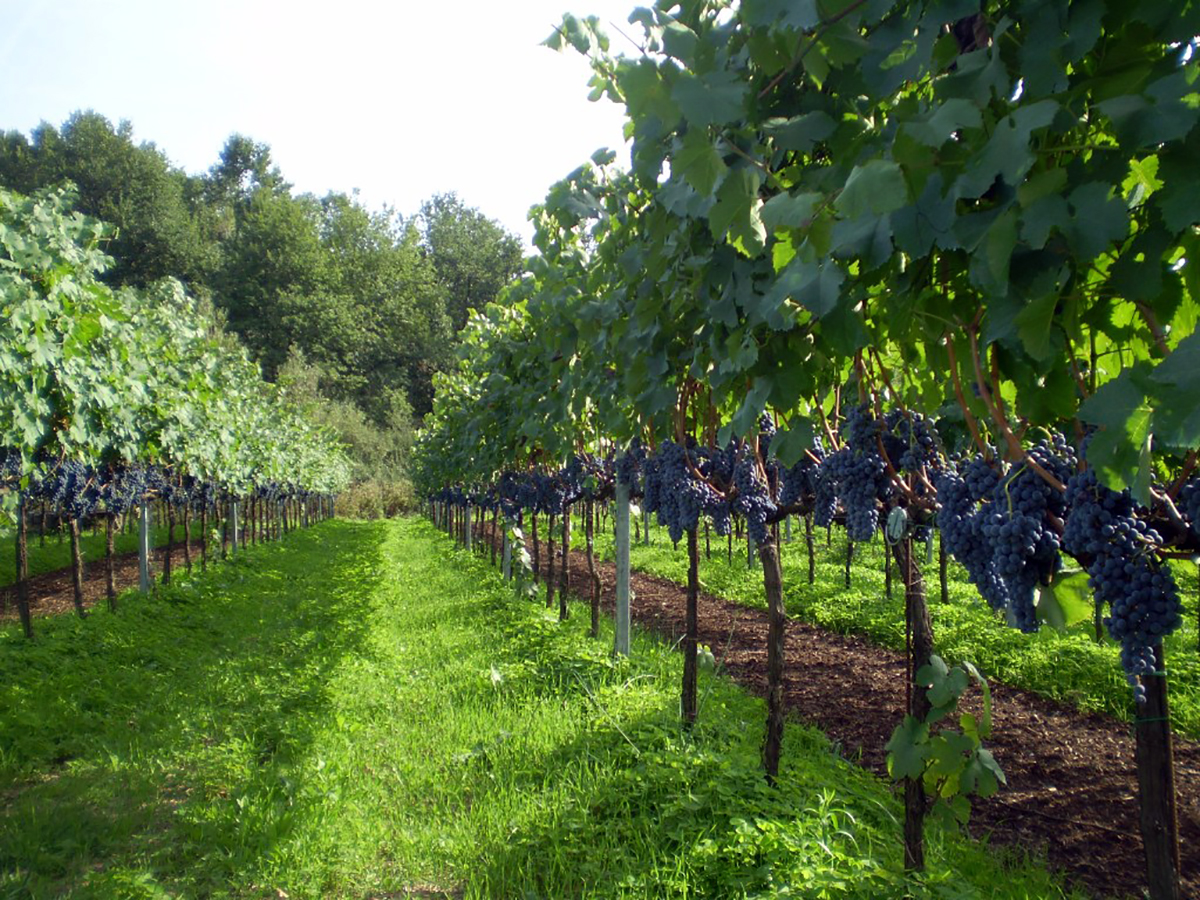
[
  {"left": 0, "top": 538, "right": 212, "bottom": 622},
  {"left": 483, "top": 525, "right": 1198, "bottom": 900}
]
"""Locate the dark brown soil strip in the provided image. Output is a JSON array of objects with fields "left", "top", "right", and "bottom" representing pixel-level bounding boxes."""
[{"left": 0, "top": 542, "right": 207, "bottom": 623}]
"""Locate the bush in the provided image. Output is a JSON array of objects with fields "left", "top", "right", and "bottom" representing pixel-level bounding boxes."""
[{"left": 336, "top": 479, "right": 415, "bottom": 519}]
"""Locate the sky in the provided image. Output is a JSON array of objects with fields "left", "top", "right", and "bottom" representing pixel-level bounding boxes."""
[{"left": 0, "top": 0, "right": 639, "bottom": 244}]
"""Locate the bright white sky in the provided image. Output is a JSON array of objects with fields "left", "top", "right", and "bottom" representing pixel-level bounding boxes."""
[{"left": 0, "top": 0, "right": 639, "bottom": 244}]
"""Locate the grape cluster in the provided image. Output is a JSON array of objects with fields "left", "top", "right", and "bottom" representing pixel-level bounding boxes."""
[
  {"left": 707, "top": 441, "right": 738, "bottom": 486},
  {"left": 497, "top": 471, "right": 523, "bottom": 520},
  {"left": 813, "top": 465, "right": 838, "bottom": 526},
  {"left": 884, "top": 410, "right": 939, "bottom": 473},
  {"left": 757, "top": 414, "right": 776, "bottom": 461},
  {"left": 934, "top": 442, "right": 1072, "bottom": 631},
  {"left": 101, "top": 465, "right": 144, "bottom": 516},
  {"left": 733, "top": 452, "right": 776, "bottom": 544},
  {"left": 1064, "top": 469, "right": 1183, "bottom": 702},
  {"left": 982, "top": 441, "right": 1073, "bottom": 631},
  {"left": 936, "top": 469, "right": 1007, "bottom": 612},
  {"left": 963, "top": 455, "right": 1000, "bottom": 500},
  {"left": 30, "top": 460, "right": 102, "bottom": 520},
  {"left": 815, "top": 406, "right": 889, "bottom": 541},
  {"left": 638, "top": 441, "right": 722, "bottom": 543},
  {"left": 1180, "top": 478, "right": 1200, "bottom": 540},
  {"left": 778, "top": 452, "right": 819, "bottom": 509}
]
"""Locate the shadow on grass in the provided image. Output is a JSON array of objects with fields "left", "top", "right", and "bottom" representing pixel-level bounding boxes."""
[
  {"left": 423, "top": 569, "right": 892, "bottom": 900},
  {"left": 0, "top": 519, "right": 386, "bottom": 898}
]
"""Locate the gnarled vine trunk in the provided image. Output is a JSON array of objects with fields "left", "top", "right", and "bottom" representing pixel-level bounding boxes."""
[
  {"left": 68, "top": 518, "right": 86, "bottom": 617},
  {"left": 759, "top": 533, "right": 786, "bottom": 783},
  {"left": 893, "top": 536, "right": 933, "bottom": 871},
  {"left": 586, "top": 499, "right": 600, "bottom": 638},
  {"left": 683, "top": 527, "right": 700, "bottom": 728},
  {"left": 559, "top": 509, "right": 571, "bottom": 620}
]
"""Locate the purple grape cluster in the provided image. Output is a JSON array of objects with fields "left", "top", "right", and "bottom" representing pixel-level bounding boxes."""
[
  {"left": 615, "top": 442, "right": 642, "bottom": 490},
  {"left": 818, "top": 406, "right": 889, "bottom": 541},
  {"left": 1064, "top": 469, "right": 1183, "bottom": 703},
  {"left": 936, "top": 469, "right": 1007, "bottom": 611},
  {"left": 1180, "top": 477, "right": 1200, "bottom": 540},
  {"left": 935, "top": 440, "right": 1073, "bottom": 631},
  {"left": 733, "top": 451, "right": 776, "bottom": 544},
  {"left": 884, "top": 410, "right": 940, "bottom": 473}
]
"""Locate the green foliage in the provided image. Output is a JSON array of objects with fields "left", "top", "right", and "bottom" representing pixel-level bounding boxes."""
[
  {"left": 886, "top": 656, "right": 1005, "bottom": 829},
  {"left": 0, "top": 113, "right": 527, "bottom": 488},
  {"left": 420, "top": 0, "right": 1200, "bottom": 543},
  {"left": 418, "top": 192, "right": 525, "bottom": 335}
]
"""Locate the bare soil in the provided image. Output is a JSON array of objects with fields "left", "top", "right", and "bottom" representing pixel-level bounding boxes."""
[{"left": 0, "top": 538, "right": 212, "bottom": 622}]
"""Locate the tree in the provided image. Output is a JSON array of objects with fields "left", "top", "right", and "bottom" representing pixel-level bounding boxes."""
[
  {"left": 0, "top": 111, "right": 216, "bottom": 288},
  {"left": 418, "top": 192, "right": 524, "bottom": 333},
  {"left": 213, "top": 188, "right": 328, "bottom": 378}
]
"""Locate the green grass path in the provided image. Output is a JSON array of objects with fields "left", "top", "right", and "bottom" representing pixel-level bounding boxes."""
[{"left": 1, "top": 518, "right": 1086, "bottom": 898}]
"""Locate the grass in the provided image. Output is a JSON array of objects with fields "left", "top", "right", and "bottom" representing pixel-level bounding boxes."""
[
  {"left": 575, "top": 510, "right": 1200, "bottom": 740},
  {"left": 0, "top": 519, "right": 184, "bottom": 587},
  {"left": 0, "top": 516, "right": 1089, "bottom": 898}
]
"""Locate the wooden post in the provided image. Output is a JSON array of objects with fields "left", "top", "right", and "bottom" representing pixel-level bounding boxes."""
[
  {"left": 683, "top": 527, "right": 700, "bottom": 727},
  {"left": 759, "top": 532, "right": 786, "bottom": 783},
  {"left": 200, "top": 505, "right": 208, "bottom": 572},
  {"left": 805, "top": 512, "right": 815, "bottom": 585},
  {"left": 546, "top": 513, "right": 556, "bottom": 609},
  {"left": 896, "top": 536, "right": 933, "bottom": 871},
  {"left": 531, "top": 511, "right": 540, "bottom": 584},
  {"left": 1135, "top": 645, "right": 1181, "bottom": 900},
  {"left": 559, "top": 508, "right": 570, "bottom": 621},
  {"left": 502, "top": 522, "right": 512, "bottom": 581},
  {"left": 162, "top": 504, "right": 175, "bottom": 585},
  {"left": 105, "top": 513, "right": 117, "bottom": 611},
  {"left": 68, "top": 518, "right": 86, "bottom": 617},
  {"left": 586, "top": 499, "right": 601, "bottom": 639}
]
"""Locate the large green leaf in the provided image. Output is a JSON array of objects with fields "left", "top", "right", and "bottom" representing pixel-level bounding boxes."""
[
  {"left": 675, "top": 130, "right": 727, "bottom": 197},
  {"left": 1037, "top": 570, "right": 1093, "bottom": 631},
  {"left": 886, "top": 715, "right": 929, "bottom": 781},
  {"left": 835, "top": 160, "right": 908, "bottom": 219},
  {"left": 1078, "top": 372, "right": 1153, "bottom": 495},
  {"left": 673, "top": 69, "right": 747, "bottom": 127},
  {"left": 709, "top": 168, "right": 766, "bottom": 255}
]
